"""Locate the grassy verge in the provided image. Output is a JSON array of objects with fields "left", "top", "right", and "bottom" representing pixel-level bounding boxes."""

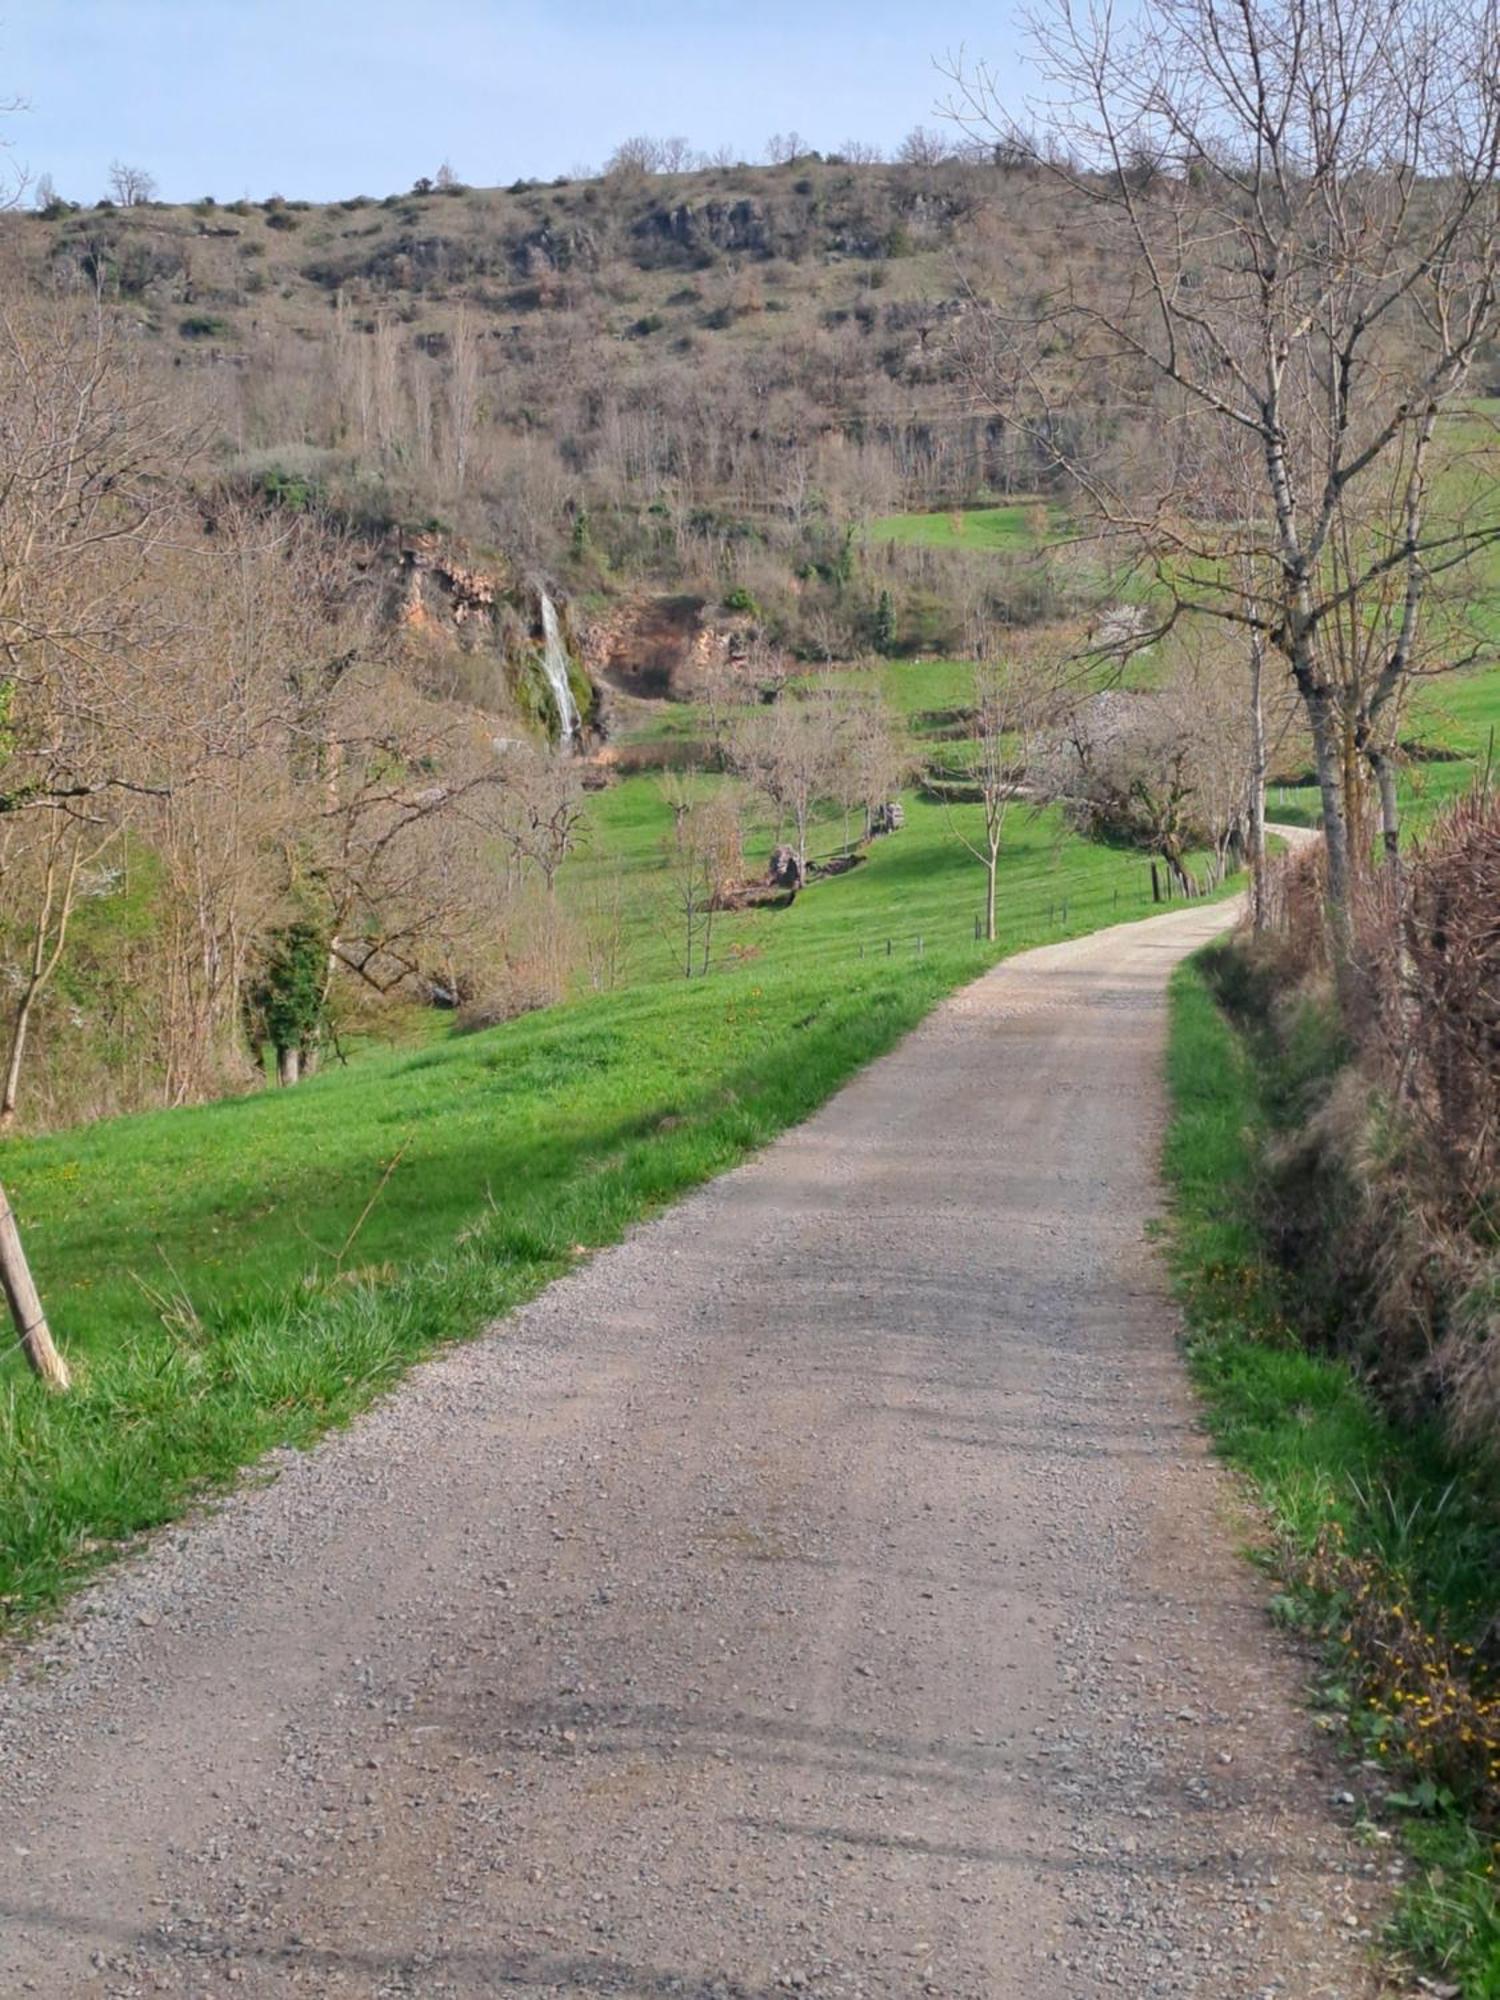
[
  {"left": 1164, "top": 947, "right": 1500, "bottom": 1994},
  {"left": 2, "top": 787, "right": 1208, "bottom": 1636}
]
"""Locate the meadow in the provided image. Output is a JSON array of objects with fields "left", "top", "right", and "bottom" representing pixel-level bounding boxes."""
[{"left": 865, "top": 501, "right": 1065, "bottom": 552}]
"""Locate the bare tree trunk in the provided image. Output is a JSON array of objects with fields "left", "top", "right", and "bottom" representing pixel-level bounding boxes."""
[
  {"left": 985, "top": 848, "right": 997, "bottom": 942},
  {"left": 0, "top": 999, "right": 36, "bottom": 1131},
  {"left": 1305, "top": 686, "right": 1359, "bottom": 1005},
  {"left": 1247, "top": 632, "right": 1268, "bottom": 933},
  {"left": 0, "top": 1180, "right": 69, "bottom": 1390},
  {"left": 276, "top": 1045, "right": 301, "bottom": 1088},
  {"left": 1369, "top": 747, "right": 1402, "bottom": 870},
  {"left": 0, "top": 832, "right": 86, "bottom": 1130}
]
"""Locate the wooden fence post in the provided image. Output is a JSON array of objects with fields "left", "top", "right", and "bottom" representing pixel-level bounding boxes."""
[{"left": 0, "top": 1180, "right": 70, "bottom": 1391}]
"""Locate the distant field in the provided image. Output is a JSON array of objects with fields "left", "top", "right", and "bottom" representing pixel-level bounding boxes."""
[{"left": 866, "top": 503, "right": 1065, "bottom": 552}]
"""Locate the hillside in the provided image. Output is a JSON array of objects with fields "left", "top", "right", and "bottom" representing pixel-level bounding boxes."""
[{"left": 6, "top": 156, "right": 1094, "bottom": 662}]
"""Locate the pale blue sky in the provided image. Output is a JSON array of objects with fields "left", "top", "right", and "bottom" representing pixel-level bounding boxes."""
[{"left": 3, "top": 2, "right": 1022, "bottom": 204}]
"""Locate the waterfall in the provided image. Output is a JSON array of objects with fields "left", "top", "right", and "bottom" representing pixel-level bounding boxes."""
[{"left": 539, "top": 591, "right": 580, "bottom": 745}]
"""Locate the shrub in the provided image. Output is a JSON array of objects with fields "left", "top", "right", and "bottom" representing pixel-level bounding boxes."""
[
  {"left": 1241, "top": 793, "right": 1500, "bottom": 1453},
  {"left": 250, "top": 463, "right": 321, "bottom": 512},
  {"left": 242, "top": 922, "right": 329, "bottom": 1072},
  {"left": 179, "top": 313, "right": 230, "bottom": 340}
]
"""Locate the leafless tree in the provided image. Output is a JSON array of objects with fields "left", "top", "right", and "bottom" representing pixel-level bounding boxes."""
[
  {"left": 664, "top": 782, "right": 743, "bottom": 977},
  {"left": 832, "top": 683, "right": 907, "bottom": 845},
  {"left": 107, "top": 160, "right": 156, "bottom": 206},
  {"left": 946, "top": 0, "right": 1500, "bottom": 1001},
  {"left": 766, "top": 132, "right": 811, "bottom": 167},
  {"left": 0, "top": 281, "right": 201, "bottom": 1386},
  {"left": 496, "top": 741, "right": 587, "bottom": 898},
  {"left": 606, "top": 137, "right": 668, "bottom": 177},
  {"left": 1035, "top": 639, "right": 1265, "bottom": 897},
  {"left": 731, "top": 690, "right": 846, "bottom": 886},
  {"left": 656, "top": 137, "right": 695, "bottom": 174},
  {"left": 945, "top": 657, "right": 1044, "bottom": 941},
  {"left": 446, "top": 306, "right": 482, "bottom": 494},
  {"left": 896, "top": 126, "right": 953, "bottom": 168},
  {"left": 0, "top": 815, "right": 117, "bottom": 1130}
]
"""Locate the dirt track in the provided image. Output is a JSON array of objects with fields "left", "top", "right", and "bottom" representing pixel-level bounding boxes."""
[{"left": 0, "top": 892, "right": 1391, "bottom": 1998}]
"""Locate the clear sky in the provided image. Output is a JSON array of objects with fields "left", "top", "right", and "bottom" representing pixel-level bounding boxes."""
[{"left": 2, "top": 2, "right": 1022, "bottom": 205}]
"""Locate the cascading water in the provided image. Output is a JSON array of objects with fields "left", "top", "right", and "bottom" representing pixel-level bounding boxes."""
[{"left": 539, "top": 590, "right": 581, "bottom": 745}]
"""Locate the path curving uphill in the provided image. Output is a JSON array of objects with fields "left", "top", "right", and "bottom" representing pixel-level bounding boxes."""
[{"left": 0, "top": 872, "right": 1384, "bottom": 1999}]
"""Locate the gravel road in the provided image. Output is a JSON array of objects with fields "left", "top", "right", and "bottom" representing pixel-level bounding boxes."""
[{"left": 0, "top": 891, "right": 1394, "bottom": 1999}]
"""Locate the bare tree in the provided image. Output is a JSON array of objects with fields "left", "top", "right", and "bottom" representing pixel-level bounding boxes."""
[
  {"left": 1034, "top": 641, "right": 1262, "bottom": 898},
  {"left": 731, "top": 690, "right": 845, "bottom": 887},
  {"left": 945, "top": 658, "right": 1041, "bottom": 941},
  {"left": 446, "top": 306, "right": 482, "bottom": 495},
  {"left": 107, "top": 160, "right": 156, "bottom": 206},
  {"left": 497, "top": 742, "right": 587, "bottom": 898},
  {"left": 832, "top": 683, "right": 907, "bottom": 845},
  {"left": 896, "top": 126, "right": 953, "bottom": 168},
  {"left": 0, "top": 281, "right": 199, "bottom": 1387},
  {"left": 664, "top": 782, "right": 743, "bottom": 977},
  {"left": 766, "top": 132, "right": 811, "bottom": 167},
  {"left": 947, "top": 0, "right": 1500, "bottom": 999},
  {"left": 0, "top": 815, "right": 117, "bottom": 1128},
  {"left": 606, "top": 137, "right": 667, "bottom": 177},
  {"left": 656, "top": 137, "right": 695, "bottom": 174}
]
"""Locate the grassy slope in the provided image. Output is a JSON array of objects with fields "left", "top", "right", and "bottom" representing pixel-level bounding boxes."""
[
  {"left": 1165, "top": 954, "right": 1500, "bottom": 1994},
  {"left": 1, "top": 730, "right": 1177, "bottom": 1627},
  {"left": 9, "top": 165, "right": 1000, "bottom": 401},
  {"left": 865, "top": 503, "right": 1063, "bottom": 551}
]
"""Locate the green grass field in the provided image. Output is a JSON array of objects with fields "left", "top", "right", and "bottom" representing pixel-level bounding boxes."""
[{"left": 865, "top": 502, "right": 1063, "bottom": 551}]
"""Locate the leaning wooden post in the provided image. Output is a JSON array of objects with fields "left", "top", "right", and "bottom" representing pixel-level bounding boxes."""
[{"left": 0, "top": 1177, "right": 70, "bottom": 1390}]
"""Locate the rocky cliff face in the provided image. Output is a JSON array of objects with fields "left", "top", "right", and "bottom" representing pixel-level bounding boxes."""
[
  {"left": 581, "top": 593, "right": 754, "bottom": 702},
  {"left": 633, "top": 200, "right": 773, "bottom": 259},
  {"left": 394, "top": 537, "right": 511, "bottom": 640}
]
